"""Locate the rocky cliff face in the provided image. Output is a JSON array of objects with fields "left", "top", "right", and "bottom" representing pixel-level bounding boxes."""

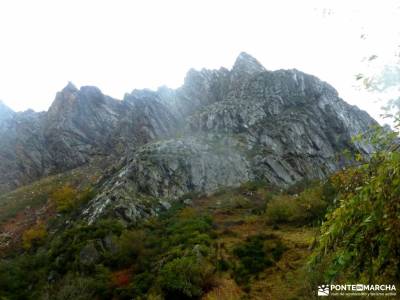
[
  {"left": 0, "top": 101, "right": 15, "bottom": 123},
  {"left": 44, "top": 83, "right": 123, "bottom": 170},
  {"left": 0, "top": 52, "right": 378, "bottom": 223},
  {"left": 82, "top": 53, "right": 377, "bottom": 223},
  {"left": 0, "top": 84, "right": 178, "bottom": 193},
  {"left": 0, "top": 109, "right": 51, "bottom": 192}
]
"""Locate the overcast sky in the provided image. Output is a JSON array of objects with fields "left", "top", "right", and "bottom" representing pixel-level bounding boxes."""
[{"left": 0, "top": 0, "right": 399, "bottom": 124}]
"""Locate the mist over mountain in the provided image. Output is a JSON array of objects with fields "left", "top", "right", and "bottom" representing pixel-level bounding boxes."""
[
  {"left": 4, "top": 51, "right": 398, "bottom": 300},
  {"left": 0, "top": 100, "right": 14, "bottom": 123},
  {"left": 0, "top": 52, "right": 378, "bottom": 223}
]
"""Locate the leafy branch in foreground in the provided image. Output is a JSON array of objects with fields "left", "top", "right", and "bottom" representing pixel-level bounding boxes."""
[{"left": 309, "top": 146, "right": 400, "bottom": 284}]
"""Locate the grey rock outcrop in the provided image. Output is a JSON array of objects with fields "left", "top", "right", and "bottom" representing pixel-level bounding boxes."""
[
  {"left": 83, "top": 135, "right": 251, "bottom": 223},
  {"left": 44, "top": 83, "right": 123, "bottom": 170},
  {"left": 0, "top": 52, "right": 378, "bottom": 223},
  {"left": 0, "top": 110, "right": 51, "bottom": 192},
  {"left": 0, "top": 100, "right": 14, "bottom": 123},
  {"left": 0, "top": 84, "right": 179, "bottom": 193},
  {"left": 82, "top": 52, "right": 377, "bottom": 222}
]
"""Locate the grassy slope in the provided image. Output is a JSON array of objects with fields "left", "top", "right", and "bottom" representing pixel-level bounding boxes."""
[
  {"left": 191, "top": 189, "right": 317, "bottom": 300},
  {"left": 0, "top": 168, "right": 318, "bottom": 299},
  {"left": 0, "top": 164, "right": 103, "bottom": 223},
  {"left": 0, "top": 163, "right": 103, "bottom": 255}
]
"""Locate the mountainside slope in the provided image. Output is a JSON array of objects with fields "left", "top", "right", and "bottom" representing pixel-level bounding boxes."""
[
  {"left": 0, "top": 84, "right": 178, "bottom": 193},
  {"left": 0, "top": 53, "right": 388, "bottom": 300},
  {"left": 82, "top": 53, "right": 378, "bottom": 223},
  {"left": 0, "top": 53, "right": 377, "bottom": 224}
]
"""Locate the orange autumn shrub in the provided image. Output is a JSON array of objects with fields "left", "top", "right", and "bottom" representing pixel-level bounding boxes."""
[{"left": 111, "top": 269, "right": 132, "bottom": 288}]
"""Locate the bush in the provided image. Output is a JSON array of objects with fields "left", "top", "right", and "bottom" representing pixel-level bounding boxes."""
[
  {"left": 310, "top": 151, "right": 400, "bottom": 284},
  {"left": 111, "top": 269, "right": 132, "bottom": 288},
  {"left": 53, "top": 273, "right": 97, "bottom": 300},
  {"left": 166, "top": 214, "right": 214, "bottom": 248},
  {"left": 51, "top": 185, "right": 79, "bottom": 212},
  {"left": 264, "top": 195, "right": 299, "bottom": 224},
  {"left": 43, "top": 266, "right": 111, "bottom": 300},
  {"left": 286, "top": 178, "right": 317, "bottom": 194},
  {"left": 48, "top": 219, "right": 124, "bottom": 274},
  {"left": 238, "top": 181, "right": 266, "bottom": 192},
  {"left": 265, "top": 185, "right": 328, "bottom": 225},
  {"left": 230, "top": 195, "right": 252, "bottom": 209},
  {"left": 22, "top": 222, "right": 47, "bottom": 250},
  {"left": 232, "top": 234, "right": 286, "bottom": 284},
  {"left": 129, "top": 272, "right": 155, "bottom": 297},
  {"left": 296, "top": 186, "right": 328, "bottom": 222},
  {"left": 159, "top": 256, "right": 213, "bottom": 298},
  {"left": 1, "top": 203, "right": 217, "bottom": 300},
  {"left": 216, "top": 259, "right": 230, "bottom": 272},
  {"left": 51, "top": 186, "right": 95, "bottom": 213},
  {"left": 0, "top": 251, "right": 48, "bottom": 299},
  {"left": 111, "top": 229, "right": 146, "bottom": 267}
]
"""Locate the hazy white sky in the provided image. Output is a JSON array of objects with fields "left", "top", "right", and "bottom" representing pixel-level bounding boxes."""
[{"left": 0, "top": 0, "right": 399, "bottom": 123}]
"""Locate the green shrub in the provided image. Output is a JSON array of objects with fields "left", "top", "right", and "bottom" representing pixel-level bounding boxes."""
[
  {"left": 51, "top": 186, "right": 95, "bottom": 213},
  {"left": 0, "top": 250, "right": 48, "bottom": 300},
  {"left": 159, "top": 256, "right": 213, "bottom": 298},
  {"left": 265, "top": 185, "right": 328, "bottom": 225},
  {"left": 232, "top": 234, "right": 286, "bottom": 284},
  {"left": 286, "top": 178, "right": 317, "bottom": 194},
  {"left": 48, "top": 219, "right": 124, "bottom": 273},
  {"left": 296, "top": 186, "right": 328, "bottom": 222},
  {"left": 53, "top": 273, "right": 97, "bottom": 300},
  {"left": 310, "top": 151, "right": 400, "bottom": 284},
  {"left": 239, "top": 181, "right": 266, "bottom": 192},
  {"left": 129, "top": 272, "right": 155, "bottom": 297},
  {"left": 165, "top": 214, "right": 214, "bottom": 249},
  {"left": 230, "top": 195, "right": 252, "bottom": 209},
  {"left": 22, "top": 223, "right": 47, "bottom": 250},
  {"left": 216, "top": 259, "right": 230, "bottom": 272},
  {"left": 51, "top": 185, "right": 79, "bottom": 212},
  {"left": 111, "top": 229, "right": 146, "bottom": 267},
  {"left": 1, "top": 203, "right": 216, "bottom": 300},
  {"left": 264, "top": 195, "right": 299, "bottom": 224}
]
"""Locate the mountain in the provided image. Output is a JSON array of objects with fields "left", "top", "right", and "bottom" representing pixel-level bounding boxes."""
[
  {"left": 0, "top": 52, "right": 377, "bottom": 223},
  {"left": 0, "top": 100, "right": 15, "bottom": 123},
  {"left": 82, "top": 53, "right": 377, "bottom": 223},
  {"left": 0, "top": 83, "right": 178, "bottom": 193}
]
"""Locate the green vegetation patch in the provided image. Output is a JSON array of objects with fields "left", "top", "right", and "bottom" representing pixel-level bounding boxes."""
[
  {"left": 0, "top": 204, "right": 218, "bottom": 300},
  {"left": 310, "top": 150, "right": 400, "bottom": 285},
  {"left": 265, "top": 182, "right": 334, "bottom": 226},
  {"left": 232, "top": 234, "right": 287, "bottom": 285}
]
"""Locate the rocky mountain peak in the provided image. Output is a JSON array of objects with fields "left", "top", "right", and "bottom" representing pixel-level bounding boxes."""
[
  {"left": 0, "top": 100, "right": 14, "bottom": 122},
  {"left": 79, "top": 86, "right": 104, "bottom": 99},
  {"left": 66, "top": 81, "right": 78, "bottom": 89},
  {"left": 48, "top": 84, "right": 115, "bottom": 119},
  {"left": 231, "top": 52, "right": 266, "bottom": 76},
  {"left": 0, "top": 53, "right": 379, "bottom": 224},
  {"left": 128, "top": 88, "right": 159, "bottom": 101},
  {"left": 80, "top": 54, "right": 378, "bottom": 223},
  {"left": 61, "top": 81, "right": 79, "bottom": 94},
  {"left": 48, "top": 82, "right": 79, "bottom": 115}
]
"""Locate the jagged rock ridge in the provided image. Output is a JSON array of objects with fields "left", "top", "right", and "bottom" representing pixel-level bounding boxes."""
[
  {"left": 0, "top": 100, "right": 15, "bottom": 123},
  {"left": 82, "top": 53, "right": 377, "bottom": 223},
  {"left": 0, "top": 52, "right": 377, "bottom": 223},
  {"left": 0, "top": 83, "right": 178, "bottom": 192}
]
